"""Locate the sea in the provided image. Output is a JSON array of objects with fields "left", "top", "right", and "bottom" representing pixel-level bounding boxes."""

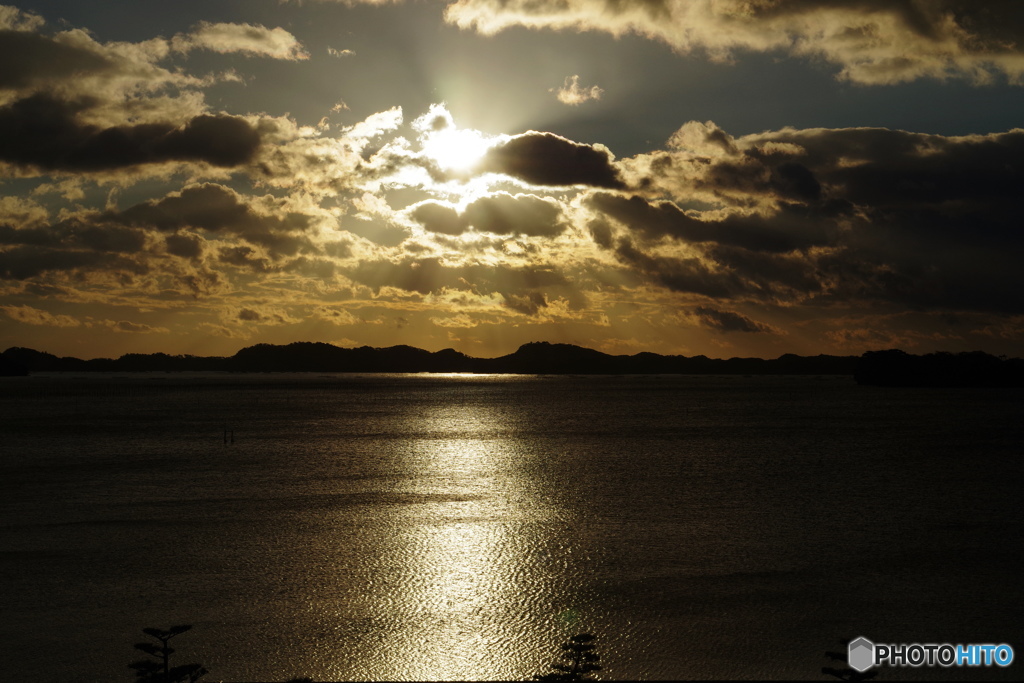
[{"left": 0, "top": 373, "right": 1021, "bottom": 681}]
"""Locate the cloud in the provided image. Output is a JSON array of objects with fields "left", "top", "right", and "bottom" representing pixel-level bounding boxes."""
[
  {"left": 430, "top": 313, "right": 479, "bottom": 328},
  {"left": 345, "top": 256, "right": 570, "bottom": 306},
  {"left": 443, "top": 0, "right": 1024, "bottom": 85},
  {"left": 345, "top": 106, "right": 404, "bottom": 140},
  {"left": 0, "top": 180, "right": 329, "bottom": 299},
  {"left": 587, "top": 192, "right": 830, "bottom": 253},
  {"left": 504, "top": 291, "right": 548, "bottom": 315},
  {"left": 110, "top": 184, "right": 314, "bottom": 257},
  {"left": 613, "top": 237, "right": 740, "bottom": 298},
  {"left": 218, "top": 245, "right": 273, "bottom": 272},
  {"left": 552, "top": 74, "right": 604, "bottom": 105},
  {"left": 0, "top": 6, "right": 45, "bottom": 32},
  {"left": 4, "top": 4, "right": 1024, "bottom": 357},
  {"left": 164, "top": 232, "right": 205, "bottom": 259},
  {"left": 0, "top": 219, "right": 149, "bottom": 253},
  {"left": 173, "top": 22, "right": 309, "bottom": 60},
  {"left": 410, "top": 202, "right": 465, "bottom": 235},
  {"left": 0, "top": 94, "right": 261, "bottom": 173},
  {"left": 327, "top": 47, "right": 355, "bottom": 57},
  {"left": 98, "top": 319, "right": 170, "bottom": 334},
  {"left": 0, "top": 303, "right": 80, "bottom": 327},
  {"left": 464, "top": 193, "right": 567, "bottom": 236},
  {"left": 312, "top": 305, "right": 359, "bottom": 325},
  {"left": 231, "top": 305, "right": 300, "bottom": 326},
  {"left": 0, "top": 28, "right": 117, "bottom": 92},
  {"left": 0, "top": 244, "right": 147, "bottom": 280},
  {"left": 692, "top": 306, "right": 775, "bottom": 334},
  {"left": 0, "top": 22, "right": 208, "bottom": 109},
  {"left": 480, "top": 131, "right": 626, "bottom": 188},
  {"left": 593, "top": 120, "right": 1024, "bottom": 314},
  {"left": 410, "top": 193, "right": 568, "bottom": 237}
]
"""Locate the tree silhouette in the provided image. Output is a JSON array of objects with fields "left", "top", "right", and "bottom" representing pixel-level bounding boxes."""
[
  {"left": 533, "top": 632, "right": 602, "bottom": 681},
  {"left": 128, "top": 625, "right": 208, "bottom": 683}
]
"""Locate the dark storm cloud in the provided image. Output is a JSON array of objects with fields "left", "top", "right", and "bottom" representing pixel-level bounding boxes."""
[
  {"left": 617, "top": 122, "right": 1024, "bottom": 313},
  {"left": 480, "top": 132, "right": 626, "bottom": 189},
  {"left": 164, "top": 233, "right": 204, "bottom": 259},
  {"left": 0, "top": 244, "right": 146, "bottom": 280},
  {"left": 0, "top": 219, "right": 147, "bottom": 253},
  {"left": 0, "top": 94, "right": 261, "bottom": 172},
  {"left": 588, "top": 219, "right": 614, "bottom": 249},
  {"left": 0, "top": 29, "right": 114, "bottom": 89},
  {"left": 410, "top": 194, "right": 567, "bottom": 237},
  {"left": 0, "top": 182, "right": 319, "bottom": 288},
  {"left": 111, "top": 184, "right": 312, "bottom": 257},
  {"left": 218, "top": 245, "right": 273, "bottom": 272},
  {"left": 588, "top": 193, "right": 832, "bottom": 252},
  {"left": 464, "top": 193, "right": 567, "bottom": 236},
  {"left": 613, "top": 237, "right": 739, "bottom": 298},
  {"left": 756, "top": 127, "right": 1024, "bottom": 215},
  {"left": 410, "top": 202, "right": 465, "bottom": 235},
  {"left": 768, "top": 162, "right": 821, "bottom": 203},
  {"left": 745, "top": 127, "right": 1024, "bottom": 259},
  {"left": 614, "top": 123, "right": 1024, "bottom": 315},
  {"left": 504, "top": 291, "right": 548, "bottom": 315},
  {"left": 706, "top": 244, "right": 822, "bottom": 297},
  {"left": 692, "top": 306, "right": 772, "bottom": 333}
]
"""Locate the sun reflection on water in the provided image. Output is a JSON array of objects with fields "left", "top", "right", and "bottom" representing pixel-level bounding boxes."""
[{"left": 359, "top": 401, "right": 569, "bottom": 680}]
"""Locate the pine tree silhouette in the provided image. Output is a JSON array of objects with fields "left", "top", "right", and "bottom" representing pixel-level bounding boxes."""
[
  {"left": 128, "top": 625, "right": 208, "bottom": 683},
  {"left": 533, "top": 633, "right": 602, "bottom": 681}
]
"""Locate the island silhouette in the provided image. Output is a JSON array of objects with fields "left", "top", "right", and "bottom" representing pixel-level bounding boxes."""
[{"left": 2, "top": 342, "right": 1022, "bottom": 385}]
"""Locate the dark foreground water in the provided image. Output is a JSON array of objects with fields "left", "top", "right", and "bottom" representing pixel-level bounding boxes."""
[{"left": 1, "top": 373, "right": 1021, "bottom": 681}]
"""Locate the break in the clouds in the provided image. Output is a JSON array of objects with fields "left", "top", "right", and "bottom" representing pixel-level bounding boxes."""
[{"left": 2, "top": 1, "right": 1024, "bottom": 360}]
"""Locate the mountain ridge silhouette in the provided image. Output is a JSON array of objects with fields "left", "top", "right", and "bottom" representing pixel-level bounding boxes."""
[{"left": 2, "top": 342, "right": 1021, "bottom": 385}]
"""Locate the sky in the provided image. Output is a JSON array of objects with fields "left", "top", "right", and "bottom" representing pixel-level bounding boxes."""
[{"left": 2, "top": 0, "right": 1024, "bottom": 360}]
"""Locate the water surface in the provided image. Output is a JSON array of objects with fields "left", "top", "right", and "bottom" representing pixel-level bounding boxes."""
[{"left": 1, "top": 374, "right": 1021, "bottom": 680}]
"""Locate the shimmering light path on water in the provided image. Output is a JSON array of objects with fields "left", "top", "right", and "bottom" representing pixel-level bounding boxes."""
[{"left": 0, "top": 374, "right": 1021, "bottom": 681}]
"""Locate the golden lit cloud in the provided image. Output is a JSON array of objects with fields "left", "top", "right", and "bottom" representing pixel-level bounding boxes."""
[
  {"left": 443, "top": 0, "right": 1024, "bottom": 85},
  {"left": 172, "top": 22, "right": 309, "bottom": 60},
  {"left": 4, "top": 4, "right": 1024, "bottom": 360},
  {"left": 551, "top": 75, "right": 604, "bottom": 105},
  {"left": 1, "top": 303, "right": 81, "bottom": 327}
]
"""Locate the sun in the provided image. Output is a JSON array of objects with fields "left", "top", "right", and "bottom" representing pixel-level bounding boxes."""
[
  {"left": 421, "top": 126, "right": 492, "bottom": 172},
  {"left": 414, "top": 104, "right": 494, "bottom": 173}
]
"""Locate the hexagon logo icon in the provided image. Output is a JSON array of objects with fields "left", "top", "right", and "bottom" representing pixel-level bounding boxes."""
[{"left": 848, "top": 637, "right": 875, "bottom": 672}]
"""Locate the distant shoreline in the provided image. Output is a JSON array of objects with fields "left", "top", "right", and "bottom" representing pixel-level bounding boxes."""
[{"left": 3, "top": 342, "right": 1023, "bottom": 386}]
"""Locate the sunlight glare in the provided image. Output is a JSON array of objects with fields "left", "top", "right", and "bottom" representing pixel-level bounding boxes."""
[
  {"left": 422, "top": 127, "right": 492, "bottom": 172},
  {"left": 414, "top": 104, "right": 494, "bottom": 174}
]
